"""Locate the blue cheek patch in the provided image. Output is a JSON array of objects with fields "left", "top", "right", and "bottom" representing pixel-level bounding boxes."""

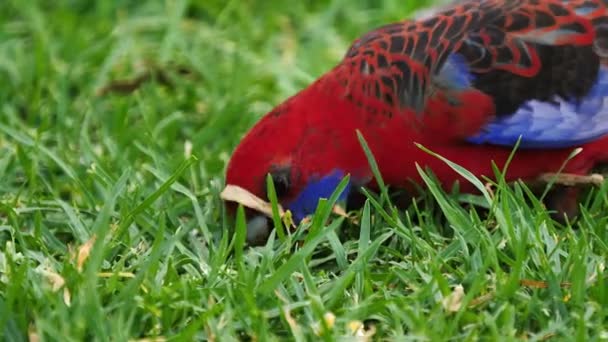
[
  {"left": 467, "top": 66, "right": 608, "bottom": 148},
  {"left": 287, "top": 170, "right": 351, "bottom": 222}
]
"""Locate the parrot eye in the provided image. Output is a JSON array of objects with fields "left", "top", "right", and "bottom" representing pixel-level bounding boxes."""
[{"left": 268, "top": 166, "right": 291, "bottom": 198}]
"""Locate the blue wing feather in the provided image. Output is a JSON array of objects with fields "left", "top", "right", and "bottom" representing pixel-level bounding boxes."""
[
  {"left": 467, "top": 66, "right": 608, "bottom": 148},
  {"left": 287, "top": 170, "right": 350, "bottom": 221}
]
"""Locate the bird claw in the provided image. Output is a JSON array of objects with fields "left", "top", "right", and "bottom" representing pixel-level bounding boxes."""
[{"left": 537, "top": 173, "right": 604, "bottom": 186}]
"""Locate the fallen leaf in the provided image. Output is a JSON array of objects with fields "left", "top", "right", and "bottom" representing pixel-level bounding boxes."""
[
  {"left": 537, "top": 173, "right": 604, "bottom": 186},
  {"left": 348, "top": 320, "right": 364, "bottom": 335},
  {"left": 282, "top": 307, "right": 302, "bottom": 337},
  {"left": 347, "top": 320, "right": 376, "bottom": 341},
  {"left": 332, "top": 205, "right": 349, "bottom": 218},
  {"left": 442, "top": 284, "right": 465, "bottom": 313},
  {"left": 39, "top": 269, "right": 71, "bottom": 306},
  {"left": 520, "top": 279, "right": 548, "bottom": 289},
  {"left": 520, "top": 279, "right": 571, "bottom": 289},
  {"left": 313, "top": 312, "right": 336, "bottom": 336},
  {"left": 40, "top": 269, "right": 65, "bottom": 291},
  {"left": 76, "top": 234, "right": 97, "bottom": 272},
  {"left": 184, "top": 140, "right": 193, "bottom": 159},
  {"left": 98, "top": 272, "right": 135, "bottom": 278},
  {"left": 323, "top": 312, "right": 336, "bottom": 329},
  {"left": 220, "top": 185, "right": 286, "bottom": 218},
  {"left": 469, "top": 292, "right": 494, "bottom": 307},
  {"left": 63, "top": 288, "right": 72, "bottom": 307}
]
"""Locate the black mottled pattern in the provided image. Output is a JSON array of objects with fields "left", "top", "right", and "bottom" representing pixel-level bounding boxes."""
[
  {"left": 328, "top": 0, "right": 608, "bottom": 119},
  {"left": 471, "top": 45, "right": 599, "bottom": 116}
]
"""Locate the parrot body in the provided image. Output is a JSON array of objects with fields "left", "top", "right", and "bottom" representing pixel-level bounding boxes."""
[{"left": 225, "top": 0, "right": 608, "bottom": 243}]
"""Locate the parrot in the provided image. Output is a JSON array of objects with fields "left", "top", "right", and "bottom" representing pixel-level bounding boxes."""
[{"left": 223, "top": 0, "right": 608, "bottom": 245}]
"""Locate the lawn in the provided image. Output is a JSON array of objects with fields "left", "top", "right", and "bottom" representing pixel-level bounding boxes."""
[{"left": 1, "top": 0, "right": 607, "bottom": 340}]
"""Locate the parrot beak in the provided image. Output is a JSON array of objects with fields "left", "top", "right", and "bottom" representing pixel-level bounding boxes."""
[{"left": 220, "top": 185, "right": 286, "bottom": 245}]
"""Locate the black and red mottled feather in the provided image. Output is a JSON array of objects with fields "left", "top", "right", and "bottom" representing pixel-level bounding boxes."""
[{"left": 225, "top": 0, "right": 608, "bottom": 243}]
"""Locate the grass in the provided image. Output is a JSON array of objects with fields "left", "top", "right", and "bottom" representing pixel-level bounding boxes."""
[{"left": 1, "top": 0, "right": 607, "bottom": 340}]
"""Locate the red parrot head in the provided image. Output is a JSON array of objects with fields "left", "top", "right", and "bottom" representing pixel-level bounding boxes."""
[{"left": 223, "top": 78, "right": 373, "bottom": 244}]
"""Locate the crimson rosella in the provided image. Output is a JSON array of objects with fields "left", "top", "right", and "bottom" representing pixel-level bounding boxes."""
[{"left": 224, "top": 0, "right": 608, "bottom": 244}]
